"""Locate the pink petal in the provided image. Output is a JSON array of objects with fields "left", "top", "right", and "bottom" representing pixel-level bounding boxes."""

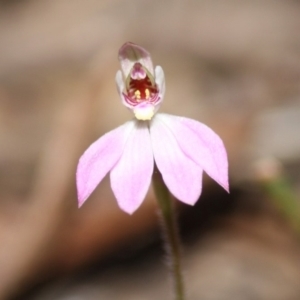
[
  {"left": 157, "top": 114, "right": 229, "bottom": 192},
  {"left": 118, "top": 42, "right": 154, "bottom": 78},
  {"left": 76, "top": 121, "right": 135, "bottom": 207},
  {"left": 150, "top": 117, "right": 203, "bottom": 205},
  {"left": 110, "top": 122, "right": 154, "bottom": 214},
  {"left": 115, "top": 70, "right": 124, "bottom": 95},
  {"left": 154, "top": 66, "right": 165, "bottom": 100},
  {"left": 115, "top": 70, "right": 131, "bottom": 108}
]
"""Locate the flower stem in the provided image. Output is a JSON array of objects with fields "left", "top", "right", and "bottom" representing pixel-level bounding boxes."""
[{"left": 152, "top": 167, "right": 185, "bottom": 300}]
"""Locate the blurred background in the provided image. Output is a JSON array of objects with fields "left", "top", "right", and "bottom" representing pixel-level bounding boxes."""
[{"left": 0, "top": 0, "right": 300, "bottom": 299}]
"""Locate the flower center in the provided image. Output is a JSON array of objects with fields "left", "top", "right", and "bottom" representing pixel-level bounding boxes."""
[{"left": 123, "top": 63, "right": 159, "bottom": 106}]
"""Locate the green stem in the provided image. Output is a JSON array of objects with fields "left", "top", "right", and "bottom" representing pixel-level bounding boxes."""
[
  {"left": 262, "top": 176, "right": 300, "bottom": 233},
  {"left": 152, "top": 168, "right": 185, "bottom": 300}
]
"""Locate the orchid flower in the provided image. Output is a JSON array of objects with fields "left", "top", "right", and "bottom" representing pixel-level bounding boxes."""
[{"left": 76, "top": 42, "right": 229, "bottom": 214}]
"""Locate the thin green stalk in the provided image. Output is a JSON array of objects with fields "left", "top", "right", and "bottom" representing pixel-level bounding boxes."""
[
  {"left": 263, "top": 176, "right": 300, "bottom": 233},
  {"left": 254, "top": 158, "right": 300, "bottom": 233},
  {"left": 152, "top": 167, "right": 185, "bottom": 300}
]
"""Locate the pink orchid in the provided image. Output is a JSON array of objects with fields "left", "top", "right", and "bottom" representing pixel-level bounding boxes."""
[{"left": 76, "top": 42, "right": 229, "bottom": 214}]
